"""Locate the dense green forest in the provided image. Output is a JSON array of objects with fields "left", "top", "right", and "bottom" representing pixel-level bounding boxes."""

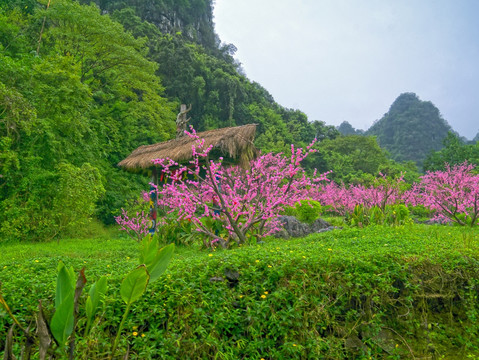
[{"left": 0, "top": 0, "right": 342, "bottom": 241}]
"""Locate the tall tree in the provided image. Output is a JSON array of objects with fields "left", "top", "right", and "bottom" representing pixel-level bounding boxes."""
[
  {"left": 316, "top": 135, "right": 391, "bottom": 183},
  {"left": 424, "top": 132, "right": 479, "bottom": 171}
]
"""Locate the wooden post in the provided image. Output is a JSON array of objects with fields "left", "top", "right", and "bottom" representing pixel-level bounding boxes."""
[
  {"left": 176, "top": 104, "right": 192, "bottom": 139},
  {"left": 148, "top": 168, "right": 158, "bottom": 235}
]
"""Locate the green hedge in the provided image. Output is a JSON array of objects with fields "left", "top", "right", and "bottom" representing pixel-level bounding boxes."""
[{"left": 1, "top": 225, "right": 479, "bottom": 359}]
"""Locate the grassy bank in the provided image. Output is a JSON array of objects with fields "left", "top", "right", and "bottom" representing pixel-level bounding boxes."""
[{"left": 1, "top": 225, "right": 479, "bottom": 359}]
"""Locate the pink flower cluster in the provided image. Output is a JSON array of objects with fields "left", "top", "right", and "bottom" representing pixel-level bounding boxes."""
[
  {"left": 315, "top": 174, "right": 406, "bottom": 216},
  {"left": 114, "top": 209, "right": 150, "bottom": 242}
]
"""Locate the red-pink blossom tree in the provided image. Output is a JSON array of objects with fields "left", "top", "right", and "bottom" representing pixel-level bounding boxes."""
[
  {"left": 152, "top": 128, "right": 329, "bottom": 246},
  {"left": 409, "top": 162, "right": 479, "bottom": 226},
  {"left": 115, "top": 208, "right": 150, "bottom": 242}
]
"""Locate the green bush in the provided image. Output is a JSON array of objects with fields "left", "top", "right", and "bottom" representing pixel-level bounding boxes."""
[
  {"left": 384, "top": 204, "right": 411, "bottom": 226},
  {"left": 409, "top": 204, "right": 436, "bottom": 221},
  {"left": 283, "top": 200, "right": 322, "bottom": 224},
  {"left": 156, "top": 217, "right": 199, "bottom": 247},
  {"left": 348, "top": 204, "right": 368, "bottom": 227},
  {"left": 349, "top": 204, "right": 411, "bottom": 227},
  {"left": 1, "top": 225, "right": 479, "bottom": 359},
  {"left": 294, "top": 200, "right": 322, "bottom": 224}
]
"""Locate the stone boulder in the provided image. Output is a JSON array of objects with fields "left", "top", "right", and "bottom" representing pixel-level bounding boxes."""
[{"left": 274, "top": 216, "right": 339, "bottom": 239}]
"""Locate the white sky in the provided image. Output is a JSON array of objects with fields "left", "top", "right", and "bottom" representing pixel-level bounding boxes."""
[{"left": 213, "top": 0, "right": 479, "bottom": 139}]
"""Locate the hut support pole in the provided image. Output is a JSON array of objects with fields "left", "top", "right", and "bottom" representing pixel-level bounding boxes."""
[{"left": 148, "top": 168, "right": 158, "bottom": 235}]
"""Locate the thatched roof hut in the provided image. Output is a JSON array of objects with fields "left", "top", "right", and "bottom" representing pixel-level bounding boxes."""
[{"left": 118, "top": 124, "right": 258, "bottom": 173}]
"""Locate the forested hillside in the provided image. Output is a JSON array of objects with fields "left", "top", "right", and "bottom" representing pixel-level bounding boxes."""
[
  {"left": 337, "top": 121, "right": 364, "bottom": 136},
  {"left": 0, "top": 0, "right": 338, "bottom": 241},
  {"left": 366, "top": 93, "right": 453, "bottom": 168},
  {"left": 97, "top": 1, "right": 339, "bottom": 151}
]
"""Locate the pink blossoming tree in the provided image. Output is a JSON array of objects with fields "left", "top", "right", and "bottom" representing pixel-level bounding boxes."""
[
  {"left": 409, "top": 162, "right": 479, "bottom": 226},
  {"left": 115, "top": 208, "right": 150, "bottom": 242},
  {"left": 152, "top": 128, "right": 329, "bottom": 247}
]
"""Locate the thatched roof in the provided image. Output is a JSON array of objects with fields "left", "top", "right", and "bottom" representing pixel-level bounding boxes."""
[{"left": 118, "top": 124, "right": 258, "bottom": 172}]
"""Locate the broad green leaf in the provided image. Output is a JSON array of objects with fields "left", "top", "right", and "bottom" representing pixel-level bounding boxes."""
[
  {"left": 55, "top": 262, "right": 75, "bottom": 309},
  {"left": 120, "top": 265, "right": 149, "bottom": 306},
  {"left": 67, "top": 266, "right": 76, "bottom": 286},
  {"left": 85, "top": 276, "right": 108, "bottom": 322},
  {"left": 139, "top": 235, "right": 158, "bottom": 266},
  {"left": 86, "top": 297, "right": 93, "bottom": 323},
  {"left": 147, "top": 244, "right": 175, "bottom": 283},
  {"left": 50, "top": 292, "right": 74, "bottom": 345}
]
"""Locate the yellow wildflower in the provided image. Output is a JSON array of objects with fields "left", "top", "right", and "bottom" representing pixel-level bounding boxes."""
[
  {"left": 261, "top": 295, "right": 266, "bottom": 299},
  {"left": 141, "top": 333, "right": 146, "bottom": 338},
  {"left": 208, "top": 254, "right": 213, "bottom": 257},
  {"left": 132, "top": 332, "right": 138, "bottom": 336}
]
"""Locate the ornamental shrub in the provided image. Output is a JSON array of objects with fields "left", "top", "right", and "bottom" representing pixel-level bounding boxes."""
[{"left": 294, "top": 200, "right": 322, "bottom": 224}]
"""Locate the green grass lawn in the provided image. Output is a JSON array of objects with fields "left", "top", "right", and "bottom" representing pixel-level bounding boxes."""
[{"left": 1, "top": 224, "right": 479, "bottom": 359}]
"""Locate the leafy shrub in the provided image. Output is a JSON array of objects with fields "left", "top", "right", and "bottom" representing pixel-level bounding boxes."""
[
  {"left": 384, "top": 204, "right": 411, "bottom": 226},
  {"left": 348, "top": 204, "right": 368, "bottom": 227},
  {"left": 0, "top": 237, "right": 174, "bottom": 359},
  {"left": 294, "top": 200, "right": 322, "bottom": 224},
  {"left": 282, "top": 200, "right": 322, "bottom": 224},
  {"left": 369, "top": 205, "right": 385, "bottom": 224},
  {"left": 0, "top": 162, "right": 105, "bottom": 243},
  {"left": 156, "top": 216, "right": 199, "bottom": 247},
  {"left": 348, "top": 204, "right": 411, "bottom": 227},
  {"left": 408, "top": 204, "right": 436, "bottom": 221}
]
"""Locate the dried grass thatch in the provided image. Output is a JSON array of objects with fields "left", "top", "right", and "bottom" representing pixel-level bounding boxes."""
[{"left": 118, "top": 124, "right": 258, "bottom": 172}]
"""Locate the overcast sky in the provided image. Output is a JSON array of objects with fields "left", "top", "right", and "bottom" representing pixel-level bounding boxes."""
[{"left": 213, "top": 0, "right": 479, "bottom": 139}]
